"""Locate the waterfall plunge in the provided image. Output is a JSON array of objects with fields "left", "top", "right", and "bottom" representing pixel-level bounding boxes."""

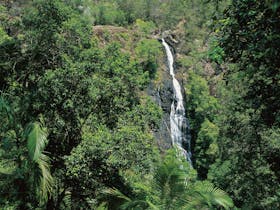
[{"left": 162, "top": 38, "right": 192, "bottom": 164}]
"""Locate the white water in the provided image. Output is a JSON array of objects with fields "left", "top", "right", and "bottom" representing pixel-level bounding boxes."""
[{"left": 162, "top": 38, "right": 192, "bottom": 164}]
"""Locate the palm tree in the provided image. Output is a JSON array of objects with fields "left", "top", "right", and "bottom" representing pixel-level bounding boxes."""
[
  {"left": 24, "top": 122, "right": 54, "bottom": 203},
  {"left": 0, "top": 97, "right": 53, "bottom": 208},
  {"left": 101, "top": 149, "right": 234, "bottom": 209}
]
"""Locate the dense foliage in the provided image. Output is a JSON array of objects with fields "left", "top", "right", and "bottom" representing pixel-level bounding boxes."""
[
  {"left": 208, "top": 1, "right": 280, "bottom": 209},
  {"left": 0, "top": 0, "right": 162, "bottom": 209},
  {"left": 1, "top": 0, "right": 279, "bottom": 209},
  {"left": 180, "top": 0, "right": 280, "bottom": 209},
  {"left": 101, "top": 150, "right": 233, "bottom": 210}
]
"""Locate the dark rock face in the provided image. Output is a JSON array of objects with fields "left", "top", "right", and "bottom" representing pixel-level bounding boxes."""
[
  {"left": 158, "top": 80, "right": 174, "bottom": 112},
  {"left": 147, "top": 55, "right": 174, "bottom": 151},
  {"left": 147, "top": 37, "right": 178, "bottom": 152},
  {"left": 147, "top": 79, "right": 173, "bottom": 152}
]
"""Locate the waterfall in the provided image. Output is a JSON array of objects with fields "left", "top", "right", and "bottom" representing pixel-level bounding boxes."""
[{"left": 162, "top": 38, "right": 192, "bottom": 164}]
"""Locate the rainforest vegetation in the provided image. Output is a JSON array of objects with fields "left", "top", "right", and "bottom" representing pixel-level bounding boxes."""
[{"left": 0, "top": 0, "right": 279, "bottom": 209}]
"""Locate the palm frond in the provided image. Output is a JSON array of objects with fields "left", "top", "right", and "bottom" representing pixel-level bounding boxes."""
[
  {"left": 120, "top": 199, "right": 149, "bottom": 210},
  {"left": 103, "top": 188, "right": 132, "bottom": 202},
  {"left": 191, "top": 181, "right": 234, "bottom": 209},
  {"left": 146, "top": 200, "right": 160, "bottom": 210},
  {"left": 24, "top": 122, "right": 53, "bottom": 203},
  {"left": 37, "top": 153, "right": 54, "bottom": 203},
  {"left": 24, "top": 122, "right": 48, "bottom": 162},
  {"left": 96, "top": 202, "right": 108, "bottom": 210},
  {"left": 208, "top": 187, "right": 234, "bottom": 209},
  {"left": 102, "top": 187, "right": 150, "bottom": 210}
]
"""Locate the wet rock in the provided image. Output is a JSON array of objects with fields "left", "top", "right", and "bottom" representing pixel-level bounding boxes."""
[
  {"left": 147, "top": 32, "right": 192, "bottom": 154},
  {"left": 147, "top": 75, "right": 174, "bottom": 152}
]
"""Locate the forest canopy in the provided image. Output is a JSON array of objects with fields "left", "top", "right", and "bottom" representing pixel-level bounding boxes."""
[{"left": 0, "top": 0, "right": 279, "bottom": 209}]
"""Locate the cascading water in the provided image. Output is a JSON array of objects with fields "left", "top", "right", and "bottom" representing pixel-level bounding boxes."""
[{"left": 162, "top": 38, "right": 192, "bottom": 164}]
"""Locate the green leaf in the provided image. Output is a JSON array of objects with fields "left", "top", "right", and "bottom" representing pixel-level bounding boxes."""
[{"left": 25, "top": 122, "right": 48, "bottom": 162}]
